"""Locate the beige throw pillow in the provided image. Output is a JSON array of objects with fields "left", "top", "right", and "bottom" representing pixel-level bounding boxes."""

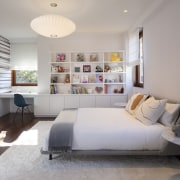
[
  {"left": 135, "top": 96, "right": 167, "bottom": 125},
  {"left": 125, "top": 93, "right": 146, "bottom": 114}
]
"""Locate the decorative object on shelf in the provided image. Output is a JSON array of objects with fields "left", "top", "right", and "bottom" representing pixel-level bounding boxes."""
[
  {"left": 64, "top": 74, "right": 70, "bottom": 83},
  {"left": 83, "top": 65, "right": 91, "bottom": 72},
  {"left": 95, "top": 65, "right": 103, "bottom": 72},
  {"left": 58, "top": 66, "right": 65, "bottom": 72},
  {"left": 88, "top": 75, "right": 95, "bottom": 83},
  {"left": 74, "top": 67, "right": 80, "bottom": 72},
  {"left": 111, "top": 52, "right": 121, "bottom": 62},
  {"left": 50, "top": 84, "right": 57, "bottom": 94},
  {"left": 77, "top": 53, "right": 85, "bottom": 62},
  {"left": 119, "top": 87, "right": 124, "bottom": 93},
  {"left": 81, "top": 75, "right": 88, "bottom": 83},
  {"left": 96, "top": 74, "right": 103, "bottom": 83},
  {"left": 119, "top": 75, "right": 123, "bottom": 82},
  {"left": 30, "top": 14, "right": 76, "bottom": 38},
  {"left": 87, "top": 88, "right": 93, "bottom": 94},
  {"left": 113, "top": 87, "right": 124, "bottom": 94},
  {"left": 72, "top": 75, "right": 80, "bottom": 83},
  {"left": 95, "top": 86, "right": 103, "bottom": 93},
  {"left": 51, "top": 66, "right": 58, "bottom": 73},
  {"left": 111, "top": 66, "right": 123, "bottom": 72},
  {"left": 104, "top": 64, "right": 110, "bottom": 72},
  {"left": 104, "top": 85, "right": 107, "bottom": 94},
  {"left": 90, "top": 53, "right": 98, "bottom": 62},
  {"left": 51, "top": 76, "right": 58, "bottom": 83},
  {"left": 56, "top": 53, "right": 66, "bottom": 62}
]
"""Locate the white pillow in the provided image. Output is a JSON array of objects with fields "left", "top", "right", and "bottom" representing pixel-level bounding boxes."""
[
  {"left": 135, "top": 96, "right": 167, "bottom": 125},
  {"left": 125, "top": 93, "right": 147, "bottom": 115},
  {"left": 159, "top": 103, "right": 180, "bottom": 127}
]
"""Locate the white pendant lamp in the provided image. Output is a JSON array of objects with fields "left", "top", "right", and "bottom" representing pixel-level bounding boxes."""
[{"left": 30, "top": 14, "right": 76, "bottom": 38}]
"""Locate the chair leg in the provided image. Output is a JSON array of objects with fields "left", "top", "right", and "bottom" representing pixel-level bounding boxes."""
[
  {"left": 13, "top": 107, "right": 20, "bottom": 124},
  {"left": 26, "top": 106, "right": 34, "bottom": 120},
  {"left": 22, "top": 107, "right": 24, "bottom": 125},
  {"left": 13, "top": 106, "right": 33, "bottom": 126}
]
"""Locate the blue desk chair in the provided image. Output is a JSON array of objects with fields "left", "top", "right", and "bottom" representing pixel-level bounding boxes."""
[{"left": 14, "top": 94, "right": 33, "bottom": 125}]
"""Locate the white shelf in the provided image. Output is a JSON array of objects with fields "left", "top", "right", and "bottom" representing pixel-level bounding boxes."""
[
  {"left": 50, "top": 51, "right": 126, "bottom": 95},
  {"left": 162, "top": 129, "right": 180, "bottom": 145}
]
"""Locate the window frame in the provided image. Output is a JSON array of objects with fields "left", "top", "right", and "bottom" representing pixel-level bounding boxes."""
[
  {"left": 11, "top": 70, "right": 38, "bottom": 86},
  {"left": 134, "top": 30, "right": 144, "bottom": 88}
]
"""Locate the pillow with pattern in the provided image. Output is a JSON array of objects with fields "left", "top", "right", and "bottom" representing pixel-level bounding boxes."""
[
  {"left": 125, "top": 93, "right": 147, "bottom": 115},
  {"left": 135, "top": 96, "right": 167, "bottom": 125}
]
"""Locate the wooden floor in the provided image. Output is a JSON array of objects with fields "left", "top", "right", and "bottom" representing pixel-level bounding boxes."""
[{"left": 0, "top": 113, "right": 54, "bottom": 155}]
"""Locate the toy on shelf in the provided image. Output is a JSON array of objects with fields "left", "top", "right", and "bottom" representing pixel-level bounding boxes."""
[
  {"left": 111, "top": 52, "right": 121, "bottom": 62},
  {"left": 56, "top": 53, "right": 66, "bottom": 62}
]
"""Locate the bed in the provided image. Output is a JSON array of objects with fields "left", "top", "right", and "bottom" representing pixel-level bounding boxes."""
[{"left": 41, "top": 94, "right": 180, "bottom": 160}]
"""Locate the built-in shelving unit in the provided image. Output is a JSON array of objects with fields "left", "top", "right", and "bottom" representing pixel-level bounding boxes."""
[{"left": 50, "top": 51, "right": 126, "bottom": 95}]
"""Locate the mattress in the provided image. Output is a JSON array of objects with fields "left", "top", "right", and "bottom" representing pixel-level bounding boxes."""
[{"left": 72, "top": 108, "right": 167, "bottom": 150}]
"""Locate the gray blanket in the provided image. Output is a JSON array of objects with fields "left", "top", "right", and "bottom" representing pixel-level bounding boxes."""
[{"left": 48, "top": 110, "right": 76, "bottom": 153}]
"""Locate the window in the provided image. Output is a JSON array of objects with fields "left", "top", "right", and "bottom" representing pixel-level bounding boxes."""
[
  {"left": 134, "top": 29, "right": 144, "bottom": 87},
  {"left": 12, "top": 70, "right": 37, "bottom": 86}
]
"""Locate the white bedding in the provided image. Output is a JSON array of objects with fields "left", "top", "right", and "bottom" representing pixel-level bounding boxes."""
[
  {"left": 43, "top": 108, "right": 168, "bottom": 152},
  {"left": 72, "top": 108, "right": 167, "bottom": 150}
]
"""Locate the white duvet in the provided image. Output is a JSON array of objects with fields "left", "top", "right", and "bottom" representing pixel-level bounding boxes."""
[
  {"left": 43, "top": 108, "right": 168, "bottom": 152},
  {"left": 72, "top": 108, "right": 167, "bottom": 150}
]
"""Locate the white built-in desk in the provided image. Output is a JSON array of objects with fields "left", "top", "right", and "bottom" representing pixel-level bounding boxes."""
[
  {"left": 0, "top": 92, "right": 38, "bottom": 98},
  {"left": 0, "top": 93, "right": 128, "bottom": 117},
  {"left": 0, "top": 92, "right": 38, "bottom": 117}
]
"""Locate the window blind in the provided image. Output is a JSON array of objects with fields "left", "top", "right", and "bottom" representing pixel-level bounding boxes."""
[
  {"left": 0, "top": 36, "right": 11, "bottom": 93},
  {"left": 128, "top": 28, "right": 140, "bottom": 66}
]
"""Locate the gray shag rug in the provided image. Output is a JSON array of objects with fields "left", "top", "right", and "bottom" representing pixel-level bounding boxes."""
[{"left": 0, "top": 121, "right": 180, "bottom": 180}]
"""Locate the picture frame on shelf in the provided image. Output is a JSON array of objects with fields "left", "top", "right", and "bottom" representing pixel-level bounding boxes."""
[
  {"left": 81, "top": 75, "right": 88, "bottom": 83},
  {"left": 74, "top": 66, "right": 81, "bottom": 72},
  {"left": 83, "top": 65, "right": 91, "bottom": 72},
  {"left": 77, "top": 53, "right": 85, "bottom": 62},
  {"left": 96, "top": 74, "right": 103, "bottom": 83}
]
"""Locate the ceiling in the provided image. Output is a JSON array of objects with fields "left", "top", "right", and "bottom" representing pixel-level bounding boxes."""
[{"left": 0, "top": 0, "right": 164, "bottom": 41}]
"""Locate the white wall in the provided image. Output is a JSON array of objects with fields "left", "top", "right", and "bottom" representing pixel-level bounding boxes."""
[
  {"left": 133, "top": 0, "right": 180, "bottom": 102},
  {"left": 37, "top": 32, "right": 127, "bottom": 93}
]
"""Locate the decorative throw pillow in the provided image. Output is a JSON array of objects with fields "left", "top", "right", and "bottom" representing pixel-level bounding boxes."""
[
  {"left": 125, "top": 93, "right": 147, "bottom": 114},
  {"left": 135, "top": 96, "right": 167, "bottom": 125},
  {"left": 159, "top": 103, "right": 180, "bottom": 127}
]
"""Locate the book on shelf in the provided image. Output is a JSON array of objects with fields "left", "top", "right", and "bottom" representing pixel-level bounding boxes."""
[{"left": 50, "top": 84, "right": 57, "bottom": 94}]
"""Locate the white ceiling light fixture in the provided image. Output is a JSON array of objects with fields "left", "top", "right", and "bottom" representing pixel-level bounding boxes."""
[{"left": 30, "top": 14, "right": 76, "bottom": 38}]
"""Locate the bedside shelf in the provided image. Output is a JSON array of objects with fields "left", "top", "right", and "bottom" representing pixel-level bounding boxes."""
[{"left": 162, "top": 129, "right": 180, "bottom": 145}]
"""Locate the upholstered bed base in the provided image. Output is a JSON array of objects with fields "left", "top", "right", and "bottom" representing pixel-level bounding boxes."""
[{"left": 41, "top": 140, "right": 180, "bottom": 160}]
